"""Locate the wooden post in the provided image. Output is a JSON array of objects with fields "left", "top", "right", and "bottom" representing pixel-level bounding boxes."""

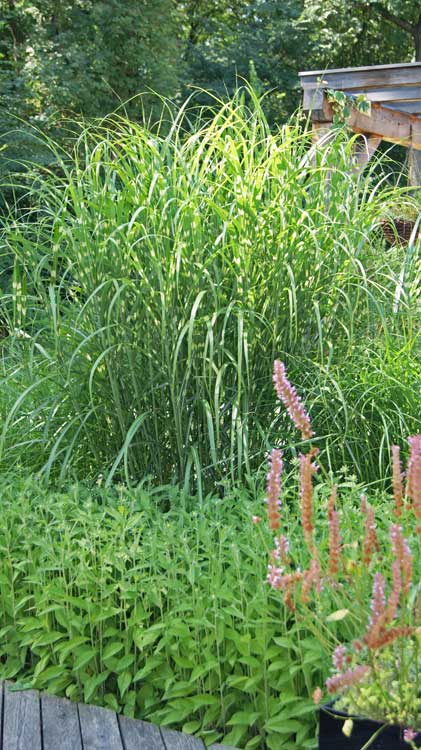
[
  {"left": 408, "top": 148, "right": 421, "bottom": 185},
  {"left": 308, "top": 121, "right": 334, "bottom": 169},
  {"left": 312, "top": 121, "right": 334, "bottom": 142},
  {"left": 352, "top": 134, "right": 382, "bottom": 172},
  {"left": 409, "top": 119, "right": 421, "bottom": 185}
]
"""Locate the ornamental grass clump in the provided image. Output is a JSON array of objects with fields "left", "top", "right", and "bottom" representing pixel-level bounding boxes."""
[
  {"left": 266, "top": 360, "right": 421, "bottom": 747},
  {"left": 2, "top": 91, "right": 421, "bottom": 488}
]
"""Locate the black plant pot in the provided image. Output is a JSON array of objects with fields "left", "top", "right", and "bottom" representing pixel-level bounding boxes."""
[{"left": 319, "top": 704, "right": 421, "bottom": 750}]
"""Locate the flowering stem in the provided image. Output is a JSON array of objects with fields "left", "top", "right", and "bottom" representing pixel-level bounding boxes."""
[{"left": 358, "top": 723, "right": 388, "bottom": 750}]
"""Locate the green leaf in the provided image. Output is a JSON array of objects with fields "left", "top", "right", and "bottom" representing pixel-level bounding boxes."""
[
  {"left": 245, "top": 737, "right": 263, "bottom": 749},
  {"left": 84, "top": 671, "right": 110, "bottom": 703},
  {"left": 133, "top": 657, "right": 163, "bottom": 682},
  {"left": 117, "top": 670, "right": 132, "bottom": 698},
  {"left": 33, "top": 632, "right": 64, "bottom": 647},
  {"left": 182, "top": 721, "right": 201, "bottom": 734},
  {"left": 265, "top": 717, "right": 303, "bottom": 733},
  {"left": 56, "top": 637, "right": 88, "bottom": 663},
  {"left": 227, "top": 710, "right": 260, "bottom": 726},
  {"left": 102, "top": 642, "right": 124, "bottom": 660},
  {"left": 115, "top": 654, "right": 135, "bottom": 673},
  {"left": 73, "top": 647, "right": 97, "bottom": 671}
]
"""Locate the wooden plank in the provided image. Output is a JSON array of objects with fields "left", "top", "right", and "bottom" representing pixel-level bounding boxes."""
[
  {"left": 303, "top": 87, "right": 324, "bottom": 111},
  {"left": 299, "top": 62, "right": 421, "bottom": 91},
  {"left": 118, "top": 714, "right": 166, "bottom": 750},
  {"left": 344, "top": 86, "right": 421, "bottom": 103},
  {"left": 413, "top": 118, "right": 421, "bottom": 149},
  {"left": 0, "top": 682, "right": 3, "bottom": 743},
  {"left": 3, "top": 682, "right": 42, "bottom": 750},
  {"left": 347, "top": 103, "right": 421, "bottom": 148},
  {"left": 300, "top": 61, "right": 421, "bottom": 77},
  {"left": 381, "top": 102, "right": 421, "bottom": 115},
  {"left": 78, "top": 702, "right": 123, "bottom": 749},
  {"left": 304, "top": 88, "right": 421, "bottom": 114},
  {"left": 42, "top": 693, "right": 82, "bottom": 750},
  {"left": 161, "top": 726, "right": 205, "bottom": 750},
  {"left": 409, "top": 133, "right": 421, "bottom": 184}
]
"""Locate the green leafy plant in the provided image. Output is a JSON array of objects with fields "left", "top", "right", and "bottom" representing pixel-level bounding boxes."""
[
  {"left": 326, "top": 89, "right": 371, "bottom": 126},
  {"left": 0, "top": 474, "right": 331, "bottom": 749},
  {"left": 264, "top": 360, "right": 421, "bottom": 748}
]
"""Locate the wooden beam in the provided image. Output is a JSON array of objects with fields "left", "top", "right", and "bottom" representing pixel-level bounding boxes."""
[
  {"left": 344, "top": 86, "right": 421, "bottom": 103},
  {"left": 380, "top": 102, "right": 421, "bottom": 115},
  {"left": 310, "top": 93, "right": 421, "bottom": 150},
  {"left": 303, "top": 87, "right": 421, "bottom": 114},
  {"left": 300, "top": 61, "right": 421, "bottom": 77},
  {"left": 300, "top": 62, "right": 421, "bottom": 92}
]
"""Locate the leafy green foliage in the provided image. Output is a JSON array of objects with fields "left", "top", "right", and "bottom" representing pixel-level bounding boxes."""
[
  {"left": 0, "top": 0, "right": 181, "bottom": 116},
  {"left": 302, "top": 0, "right": 418, "bottom": 67},
  {"left": 179, "top": 0, "right": 309, "bottom": 123},
  {"left": 0, "top": 0, "right": 182, "bottom": 183},
  {"left": 1, "top": 96, "right": 420, "bottom": 488},
  {"left": 2, "top": 0, "right": 418, "bottom": 155},
  {"left": 0, "top": 474, "right": 327, "bottom": 749},
  {"left": 326, "top": 89, "right": 371, "bottom": 124}
]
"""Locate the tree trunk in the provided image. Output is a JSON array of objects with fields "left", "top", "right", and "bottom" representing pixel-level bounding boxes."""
[{"left": 414, "top": 16, "right": 421, "bottom": 61}]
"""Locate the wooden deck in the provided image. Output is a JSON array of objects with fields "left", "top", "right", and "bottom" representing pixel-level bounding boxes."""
[
  {"left": 0, "top": 681, "right": 236, "bottom": 750},
  {"left": 299, "top": 61, "right": 421, "bottom": 152}
]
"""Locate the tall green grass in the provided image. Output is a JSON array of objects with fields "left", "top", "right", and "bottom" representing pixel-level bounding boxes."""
[{"left": 0, "top": 92, "right": 420, "bottom": 487}]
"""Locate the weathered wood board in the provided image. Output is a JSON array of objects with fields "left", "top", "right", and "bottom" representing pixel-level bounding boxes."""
[{"left": 0, "top": 681, "right": 237, "bottom": 750}]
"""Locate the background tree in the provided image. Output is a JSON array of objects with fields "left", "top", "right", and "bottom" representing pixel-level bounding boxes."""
[
  {"left": 0, "top": 0, "right": 419, "bottom": 177},
  {"left": 179, "top": 0, "right": 310, "bottom": 122},
  {"left": 302, "top": 0, "right": 418, "bottom": 68},
  {"left": 0, "top": 0, "right": 182, "bottom": 178}
]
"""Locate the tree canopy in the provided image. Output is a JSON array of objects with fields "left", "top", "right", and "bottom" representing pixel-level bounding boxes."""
[{"left": 0, "top": 0, "right": 419, "bottom": 160}]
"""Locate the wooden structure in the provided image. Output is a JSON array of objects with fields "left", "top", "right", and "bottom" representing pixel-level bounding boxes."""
[
  {"left": 0, "top": 681, "right": 236, "bottom": 750},
  {"left": 299, "top": 62, "right": 421, "bottom": 177}
]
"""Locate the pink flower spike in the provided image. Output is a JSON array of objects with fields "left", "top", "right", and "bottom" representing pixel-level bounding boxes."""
[
  {"left": 299, "top": 450, "right": 318, "bottom": 550},
  {"left": 369, "top": 572, "right": 386, "bottom": 623},
  {"left": 266, "top": 448, "right": 283, "bottom": 531},
  {"left": 362, "top": 504, "right": 378, "bottom": 567},
  {"left": 391, "top": 445, "right": 404, "bottom": 517},
  {"left": 276, "top": 535, "right": 290, "bottom": 559},
  {"left": 328, "top": 486, "right": 341, "bottom": 576},
  {"left": 407, "top": 435, "right": 421, "bottom": 530},
  {"left": 326, "top": 665, "right": 370, "bottom": 694},
  {"left": 365, "top": 572, "right": 386, "bottom": 647},
  {"left": 384, "top": 560, "right": 401, "bottom": 624},
  {"left": 332, "top": 645, "right": 347, "bottom": 671},
  {"left": 252, "top": 515, "right": 261, "bottom": 525},
  {"left": 272, "top": 360, "right": 313, "bottom": 440},
  {"left": 266, "top": 564, "right": 283, "bottom": 589},
  {"left": 390, "top": 523, "right": 412, "bottom": 594}
]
